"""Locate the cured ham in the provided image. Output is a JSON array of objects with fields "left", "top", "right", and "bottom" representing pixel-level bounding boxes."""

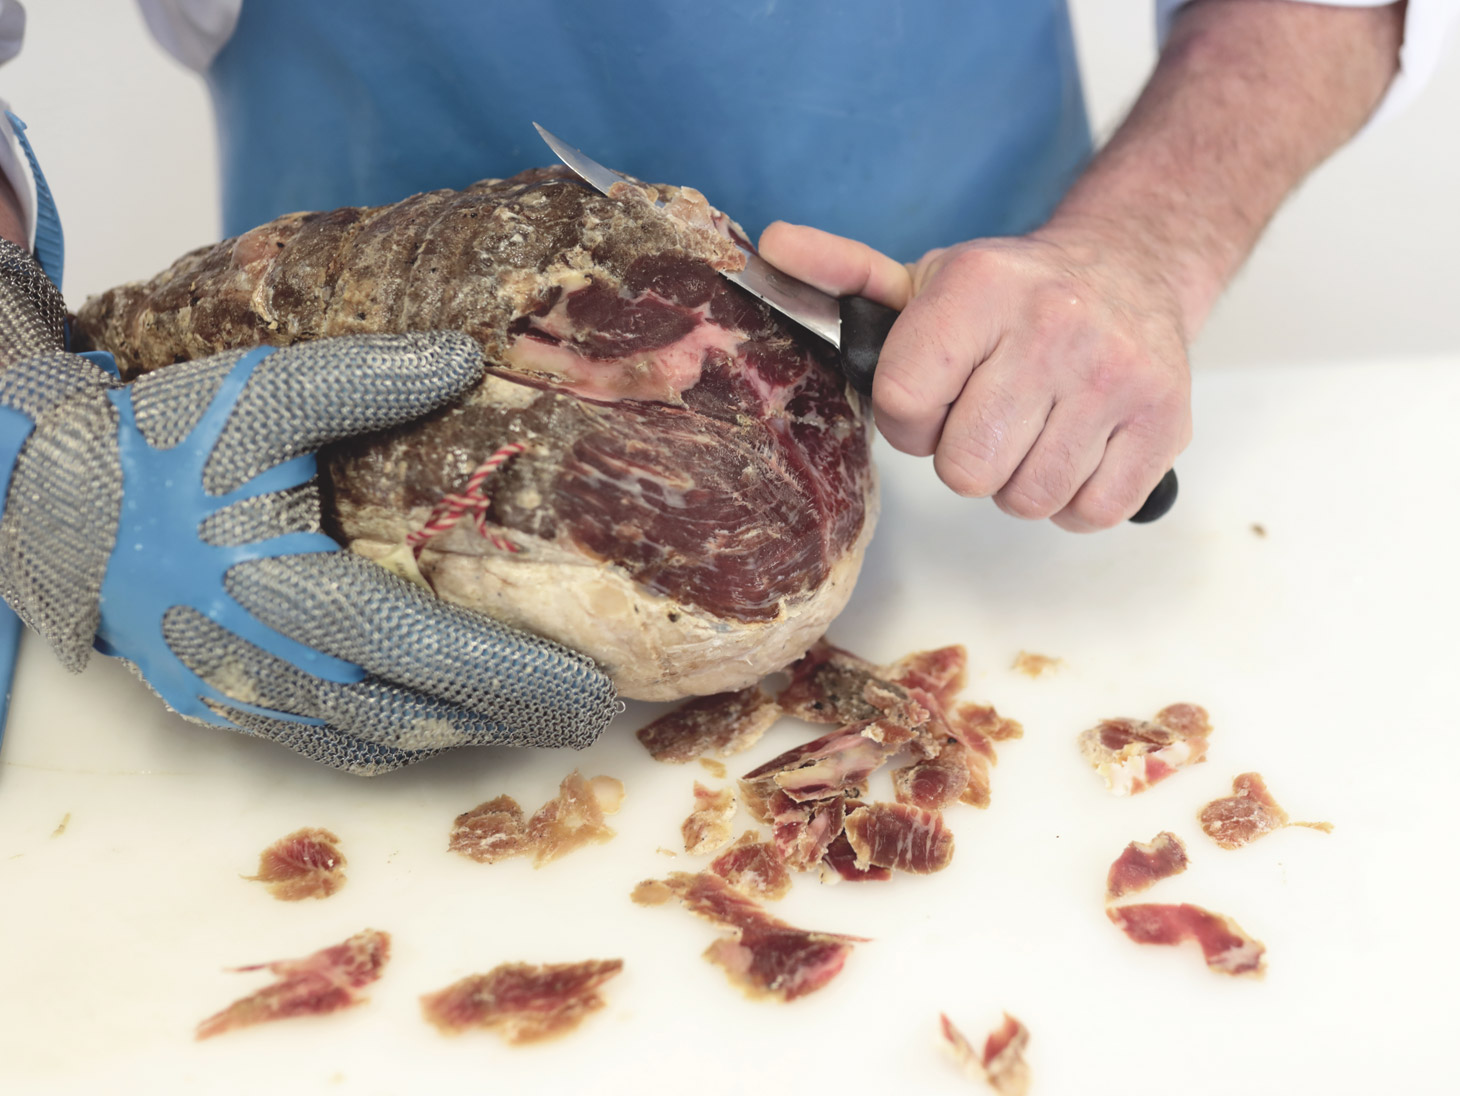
[
  {"left": 1105, "top": 832, "right": 1189, "bottom": 900},
  {"left": 632, "top": 871, "right": 865, "bottom": 1001},
  {"left": 682, "top": 783, "right": 737, "bottom": 856},
  {"left": 1078, "top": 704, "right": 1212, "bottom": 795},
  {"left": 449, "top": 771, "right": 624, "bottom": 867},
  {"left": 636, "top": 685, "right": 781, "bottom": 763},
  {"left": 76, "top": 170, "right": 876, "bottom": 702},
  {"left": 940, "top": 1012, "right": 1032, "bottom": 1096},
  {"left": 709, "top": 832, "right": 793, "bottom": 900},
  {"left": 843, "top": 802, "right": 954, "bottom": 875},
  {"left": 244, "top": 827, "right": 346, "bottom": 901},
  {"left": 1198, "top": 772, "right": 1334, "bottom": 849},
  {"left": 1106, "top": 903, "right": 1266, "bottom": 975},
  {"left": 196, "top": 929, "right": 389, "bottom": 1040},
  {"left": 420, "top": 959, "right": 623, "bottom": 1044}
]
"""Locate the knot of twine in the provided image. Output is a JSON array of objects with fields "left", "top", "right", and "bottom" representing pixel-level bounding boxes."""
[{"left": 406, "top": 442, "right": 527, "bottom": 557}]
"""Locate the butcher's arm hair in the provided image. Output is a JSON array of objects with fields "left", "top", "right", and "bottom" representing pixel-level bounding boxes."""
[{"left": 1045, "top": 0, "right": 1405, "bottom": 341}]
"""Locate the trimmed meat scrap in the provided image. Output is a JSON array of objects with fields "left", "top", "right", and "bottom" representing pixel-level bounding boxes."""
[
  {"left": 742, "top": 723, "right": 894, "bottom": 804},
  {"left": 636, "top": 685, "right": 781, "bottom": 763},
  {"left": 885, "top": 645, "right": 968, "bottom": 709},
  {"left": 941, "top": 1012, "right": 1032, "bottom": 1096},
  {"left": 893, "top": 740, "right": 981, "bottom": 811},
  {"left": 710, "top": 831, "right": 793, "bottom": 900},
  {"left": 196, "top": 929, "right": 390, "bottom": 1040},
  {"left": 749, "top": 790, "right": 849, "bottom": 872},
  {"left": 683, "top": 782, "right": 737, "bottom": 856},
  {"left": 778, "top": 640, "right": 930, "bottom": 731},
  {"left": 420, "top": 959, "right": 623, "bottom": 1044},
  {"left": 1011, "top": 651, "right": 1062, "bottom": 678},
  {"left": 632, "top": 871, "right": 865, "bottom": 1001},
  {"left": 1106, "top": 903, "right": 1266, "bottom": 976},
  {"left": 449, "top": 771, "right": 624, "bottom": 867},
  {"left": 843, "top": 803, "right": 954, "bottom": 875},
  {"left": 1198, "top": 772, "right": 1334, "bottom": 849},
  {"left": 244, "top": 827, "right": 346, "bottom": 901},
  {"left": 1078, "top": 703, "right": 1211, "bottom": 795},
  {"left": 448, "top": 795, "right": 530, "bottom": 864},
  {"left": 1105, "top": 832, "right": 1190, "bottom": 900}
]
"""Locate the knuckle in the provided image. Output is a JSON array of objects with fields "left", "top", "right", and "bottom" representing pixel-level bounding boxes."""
[
  {"left": 1074, "top": 484, "right": 1138, "bottom": 529},
  {"left": 934, "top": 437, "right": 1004, "bottom": 498}
]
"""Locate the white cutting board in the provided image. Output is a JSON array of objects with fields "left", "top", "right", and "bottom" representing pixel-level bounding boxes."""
[{"left": 2, "top": 357, "right": 1457, "bottom": 1096}]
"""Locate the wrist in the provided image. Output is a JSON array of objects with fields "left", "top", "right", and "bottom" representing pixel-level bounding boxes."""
[{"left": 1028, "top": 210, "right": 1200, "bottom": 341}]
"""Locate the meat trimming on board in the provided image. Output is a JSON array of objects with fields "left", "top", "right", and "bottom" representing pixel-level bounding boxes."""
[
  {"left": 195, "top": 929, "right": 390, "bottom": 1039},
  {"left": 448, "top": 770, "right": 624, "bottom": 867},
  {"left": 243, "top": 827, "right": 347, "bottom": 901},
  {"left": 1078, "top": 704, "right": 1212, "bottom": 795},
  {"left": 420, "top": 959, "right": 623, "bottom": 1044},
  {"left": 1198, "top": 772, "right": 1333, "bottom": 849},
  {"left": 1105, "top": 831, "right": 1190, "bottom": 901},
  {"left": 632, "top": 871, "right": 866, "bottom": 1001},
  {"left": 1106, "top": 903, "right": 1266, "bottom": 976},
  {"left": 940, "top": 1012, "right": 1032, "bottom": 1096}
]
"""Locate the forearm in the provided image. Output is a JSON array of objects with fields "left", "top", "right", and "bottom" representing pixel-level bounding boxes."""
[
  {"left": 1047, "top": 0, "right": 1404, "bottom": 339},
  {"left": 0, "top": 167, "right": 23, "bottom": 251},
  {"left": 0, "top": 166, "right": 23, "bottom": 249}
]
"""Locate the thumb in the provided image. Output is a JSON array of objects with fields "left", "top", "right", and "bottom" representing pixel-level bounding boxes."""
[{"left": 758, "top": 222, "right": 914, "bottom": 310}]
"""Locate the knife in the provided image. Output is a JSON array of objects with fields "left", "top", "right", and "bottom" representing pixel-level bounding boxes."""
[{"left": 534, "top": 123, "right": 1177, "bottom": 523}]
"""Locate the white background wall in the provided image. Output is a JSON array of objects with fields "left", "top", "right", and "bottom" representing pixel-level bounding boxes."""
[{"left": 3, "top": 0, "right": 1457, "bottom": 370}]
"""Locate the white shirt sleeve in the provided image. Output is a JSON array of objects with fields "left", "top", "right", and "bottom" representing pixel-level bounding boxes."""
[
  {"left": 0, "top": 0, "right": 240, "bottom": 251},
  {"left": 1156, "top": 0, "right": 1460, "bottom": 125},
  {"left": 135, "top": 0, "right": 242, "bottom": 72}
]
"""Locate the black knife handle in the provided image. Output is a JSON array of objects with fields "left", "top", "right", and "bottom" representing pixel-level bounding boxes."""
[
  {"left": 836, "top": 295, "right": 1178, "bottom": 524},
  {"left": 838, "top": 295, "right": 897, "bottom": 398},
  {"left": 1129, "top": 468, "right": 1178, "bottom": 523}
]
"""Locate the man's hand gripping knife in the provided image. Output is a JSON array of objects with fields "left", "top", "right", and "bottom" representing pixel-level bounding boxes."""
[{"left": 0, "top": 241, "right": 617, "bottom": 774}]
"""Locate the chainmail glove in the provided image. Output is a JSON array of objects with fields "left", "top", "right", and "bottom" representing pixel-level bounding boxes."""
[{"left": 0, "top": 240, "right": 616, "bottom": 774}]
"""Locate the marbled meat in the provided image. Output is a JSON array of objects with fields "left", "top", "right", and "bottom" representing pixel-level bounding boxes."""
[
  {"left": 1198, "top": 772, "right": 1333, "bottom": 849},
  {"left": 1078, "top": 704, "right": 1211, "bottom": 795},
  {"left": 244, "top": 827, "right": 346, "bottom": 901},
  {"left": 73, "top": 169, "right": 877, "bottom": 701},
  {"left": 1105, "top": 831, "right": 1189, "bottom": 901},
  {"left": 632, "top": 871, "right": 865, "bottom": 1001},
  {"left": 1106, "top": 903, "right": 1266, "bottom": 975},
  {"left": 196, "top": 929, "right": 390, "bottom": 1039},
  {"left": 420, "top": 959, "right": 623, "bottom": 1044},
  {"left": 843, "top": 802, "right": 954, "bottom": 874}
]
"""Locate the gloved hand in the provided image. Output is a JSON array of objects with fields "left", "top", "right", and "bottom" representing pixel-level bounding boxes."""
[{"left": 0, "top": 239, "right": 616, "bottom": 774}]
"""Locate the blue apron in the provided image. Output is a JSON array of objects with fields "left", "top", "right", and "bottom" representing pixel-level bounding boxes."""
[{"left": 207, "top": 0, "right": 1090, "bottom": 260}]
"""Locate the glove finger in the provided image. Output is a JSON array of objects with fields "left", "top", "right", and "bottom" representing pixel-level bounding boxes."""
[
  {"left": 223, "top": 551, "right": 617, "bottom": 748},
  {"left": 127, "top": 331, "right": 485, "bottom": 496},
  {"left": 213, "top": 708, "right": 441, "bottom": 776},
  {"left": 165, "top": 604, "right": 586, "bottom": 760}
]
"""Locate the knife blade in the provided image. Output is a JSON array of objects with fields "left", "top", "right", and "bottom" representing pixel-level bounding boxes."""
[{"left": 532, "top": 123, "right": 1176, "bottom": 523}]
